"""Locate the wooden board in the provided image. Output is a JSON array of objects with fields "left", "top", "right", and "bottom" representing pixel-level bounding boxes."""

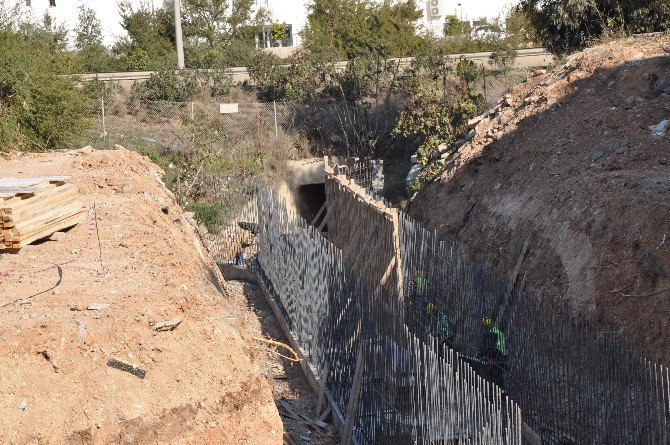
[{"left": 0, "top": 177, "right": 82, "bottom": 251}]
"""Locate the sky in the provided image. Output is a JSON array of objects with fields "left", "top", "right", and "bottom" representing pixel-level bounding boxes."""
[{"left": 25, "top": 0, "right": 518, "bottom": 47}]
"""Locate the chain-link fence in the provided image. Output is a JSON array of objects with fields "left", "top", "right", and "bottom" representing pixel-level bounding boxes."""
[
  {"left": 478, "top": 67, "right": 530, "bottom": 107},
  {"left": 82, "top": 98, "right": 300, "bottom": 156}
]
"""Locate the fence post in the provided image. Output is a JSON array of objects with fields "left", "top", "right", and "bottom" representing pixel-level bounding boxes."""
[
  {"left": 101, "top": 96, "right": 107, "bottom": 147},
  {"left": 273, "top": 100, "right": 279, "bottom": 141},
  {"left": 482, "top": 64, "right": 487, "bottom": 103}
]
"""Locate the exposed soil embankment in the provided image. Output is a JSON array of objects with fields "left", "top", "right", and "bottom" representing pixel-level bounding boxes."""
[
  {"left": 0, "top": 148, "right": 282, "bottom": 444},
  {"left": 409, "top": 35, "right": 670, "bottom": 361}
]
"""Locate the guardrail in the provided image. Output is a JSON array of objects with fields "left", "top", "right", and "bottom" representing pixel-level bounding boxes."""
[{"left": 79, "top": 48, "right": 554, "bottom": 90}]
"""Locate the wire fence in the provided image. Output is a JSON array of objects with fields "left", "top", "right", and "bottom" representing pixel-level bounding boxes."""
[
  {"left": 398, "top": 214, "right": 670, "bottom": 444},
  {"left": 206, "top": 161, "right": 670, "bottom": 444},
  {"left": 82, "top": 98, "right": 299, "bottom": 156},
  {"left": 331, "top": 163, "right": 670, "bottom": 443},
  {"left": 254, "top": 189, "right": 523, "bottom": 444}
]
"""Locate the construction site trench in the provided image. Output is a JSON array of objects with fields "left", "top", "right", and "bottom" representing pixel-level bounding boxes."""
[{"left": 209, "top": 158, "right": 670, "bottom": 445}]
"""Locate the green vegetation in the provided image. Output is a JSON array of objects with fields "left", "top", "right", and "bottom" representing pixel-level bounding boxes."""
[
  {"left": 394, "top": 53, "right": 486, "bottom": 164},
  {"left": 517, "top": 0, "right": 670, "bottom": 55},
  {"left": 0, "top": 30, "right": 89, "bottom": 151},
  {"left": 302, "top": 0, "right": 424, "bottom": 60}
]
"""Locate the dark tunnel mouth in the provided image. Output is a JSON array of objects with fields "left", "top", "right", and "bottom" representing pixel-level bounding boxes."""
[{"left": 295, "top": 183, "right": 326, "bottom": 225}]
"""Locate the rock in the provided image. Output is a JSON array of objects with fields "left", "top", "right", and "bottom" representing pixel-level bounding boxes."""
[
  {"left": 648, "top": 119, "right": 669, "bottom": 137},
  {"left": 161, "top": 206, "right": 170, "bottom": 214},
  {"left": 465, "top": 129, "right": 476, "bottom": 141},
  {"left": 405, "top": 164, "right": 422, "bottom": 186},
  {"left": 121, "top": 184, "right": 134, "bottom": 193},
  {"left": 496, "top": 131, "right": 504, "bottom": 140},
  {"left": 87, "top": 303, "right": 110, "bottom": 311},
  {"left": 151, "top": 317, "right": 183, "bottom": 332},
  {"left": 624, "top": 96, "right": 636, "bottom": 109},
  {"left": 437, "top": 143, "right": 449, "bottom": 154},
  {"left": 663, "top": 86, "right": 670, "bottom": 94},
  {"left": 467, "top": 114, "right": 486, "bottom": 129},
  {"left": 453, "top": 139, "right": 465, "bottom": 149},
  {"left": 660, "top": 158, "right": 668, "bottom": 165},
  {"left": 532, "top": 69, "right": 547, "bottom": 77},
  {"left": 19, "top": 400, "right": 28, "bottom": 412},
  {"left": 410, "top": 154, "right": 419, "bottom": 164}
]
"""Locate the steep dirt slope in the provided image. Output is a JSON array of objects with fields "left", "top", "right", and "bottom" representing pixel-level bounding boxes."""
[
  {"left": 0, "top": 148, "right": 282, "bottom": 444},
  {"left": 409, "top": 35, "right": 670, "bottom": 361}
]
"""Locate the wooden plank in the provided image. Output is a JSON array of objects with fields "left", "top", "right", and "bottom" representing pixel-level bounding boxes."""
[
  {"left": 0, "top": 176, "right": 69, "bottom": 188},
  {"left": 3, "top": 193, "right": 80, "bottom": 228},
  {"left": 1, "top": 183, "right": 76, "bottom": 215},
  {"left": 2, "top": 211, "right": 84, "bottom": 248},
  {"left": 8, "top": 201, "right": 82, "bottom": 234}
]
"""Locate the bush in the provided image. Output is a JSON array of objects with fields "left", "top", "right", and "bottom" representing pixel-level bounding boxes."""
[
  {"left": 132, "top": 69, "right": 202, "bottom": 102},
  {"left": 518, "top": 0, "right": 670, "bottom": 55},
  {"left": 489, "top": 43, "right": 517, "bottom": 71},
  {"left": 0, "top": 31, "right": 90, "bottom": 151}
]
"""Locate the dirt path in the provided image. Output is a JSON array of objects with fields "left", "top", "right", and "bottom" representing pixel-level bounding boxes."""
[{"left": 223, "top": 280, "right": 340, "bottom": 445}]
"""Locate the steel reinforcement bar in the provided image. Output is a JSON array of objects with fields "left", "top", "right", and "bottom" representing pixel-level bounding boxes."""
[{"left": 232, "top": 189, "right": 524, "bottom": 444}]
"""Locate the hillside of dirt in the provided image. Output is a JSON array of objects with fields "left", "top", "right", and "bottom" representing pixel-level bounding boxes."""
[
  {"left": 0, "top": 148, "right": 283, "bottom": 444},
  {"left": 409, "top": 35, "right": 670, "bottom": 361}
]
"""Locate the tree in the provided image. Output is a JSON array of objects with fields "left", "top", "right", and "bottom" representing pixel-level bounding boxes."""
[
  {"left": 73, "top": 5, "right": 118, "bottom": 73},
  {"left": 302, "top": 0, "right": 424, "bottom": 60},
  {"left": 443, "top": 14, "right": 464, "bottom": 36},
  {"left": 115, "top": 1, "right": 175, "bottom": 70},
  {"left": 18, "top": 12, "right": 69, "bottom": 52},
  {"left": 517, "top": 0, "right": 670, "bottom": 55},
  {"left": 0, "top": 30, "right": 89, "bottom": 151},
  {"left": 0, "top": 0, "right": 30, "bottom": 31},
  {"left": 181, "top": 0, "right": 267, "bottom": 68},
  {"left": 269, "top": 22, "right": 289, "bottom": 44},
  {"left": 75, "top": 4, "right": 102, "bottom": 50}
]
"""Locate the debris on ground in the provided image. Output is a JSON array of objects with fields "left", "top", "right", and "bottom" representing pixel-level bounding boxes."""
[
  {"left": 106, "top": 358, "right": 147, "bottom": 379},
  {"left": 150, "top": 317, "right": 183, "bottom": 332}
]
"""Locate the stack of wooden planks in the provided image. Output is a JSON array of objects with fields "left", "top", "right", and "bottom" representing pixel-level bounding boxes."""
[{"left": 0, "top": 177, "right": 84, "bottom": 250}]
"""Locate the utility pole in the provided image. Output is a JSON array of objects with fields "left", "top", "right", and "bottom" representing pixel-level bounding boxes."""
[{"left": 173, "top": 0, "right": 185, "bottom": 69}]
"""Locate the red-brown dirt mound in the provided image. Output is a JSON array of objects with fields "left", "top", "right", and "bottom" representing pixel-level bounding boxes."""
[
  {"left": 0, "top": 147, "right": 282, "bottom": 444},
  {"left": 409, "top": 35, "right": 670, "bottom": 362}
]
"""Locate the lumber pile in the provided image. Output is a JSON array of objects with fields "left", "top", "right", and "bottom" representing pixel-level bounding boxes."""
[{"left": 0, "top": 177, "right": 84, "bottom": 250}]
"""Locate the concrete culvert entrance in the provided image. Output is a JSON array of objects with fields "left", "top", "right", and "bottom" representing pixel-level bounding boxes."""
[{"left": 294, "top": 183, "right": 326, "bottom": 225}]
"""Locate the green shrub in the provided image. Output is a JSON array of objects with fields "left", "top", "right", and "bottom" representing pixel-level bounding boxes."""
[
  {"left": 132, "top": 69, "right": 202, "bottom": 102},
  {"left": 489, "top": 43, "right": 517, "bottom": 71},
  {"left": 0, "top": 30, "right": 90, "bottom": 151},
  {"left": 518, "top": 0, "right": 670, "bottom": 55},
  {"left": 207, "top": 70, "right": 234, "bottom": 98},
  {"left": 186, "top": 202, "right": 228, "bottom": 231}
]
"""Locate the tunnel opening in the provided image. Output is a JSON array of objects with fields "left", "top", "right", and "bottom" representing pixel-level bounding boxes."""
[{"left": 294, "top": 183, "right": 326, "bottom": 228}]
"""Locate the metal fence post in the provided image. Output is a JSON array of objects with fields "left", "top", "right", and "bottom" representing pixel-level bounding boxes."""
[
  {"left": 273, "top": 100, "right": 279, "bottom": 141},
  {"left": 482, "top": 64, "right": 487, "bottom": 103},
  {"left": 101, "top": 96, "right": 107, "bottom": 147}
]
